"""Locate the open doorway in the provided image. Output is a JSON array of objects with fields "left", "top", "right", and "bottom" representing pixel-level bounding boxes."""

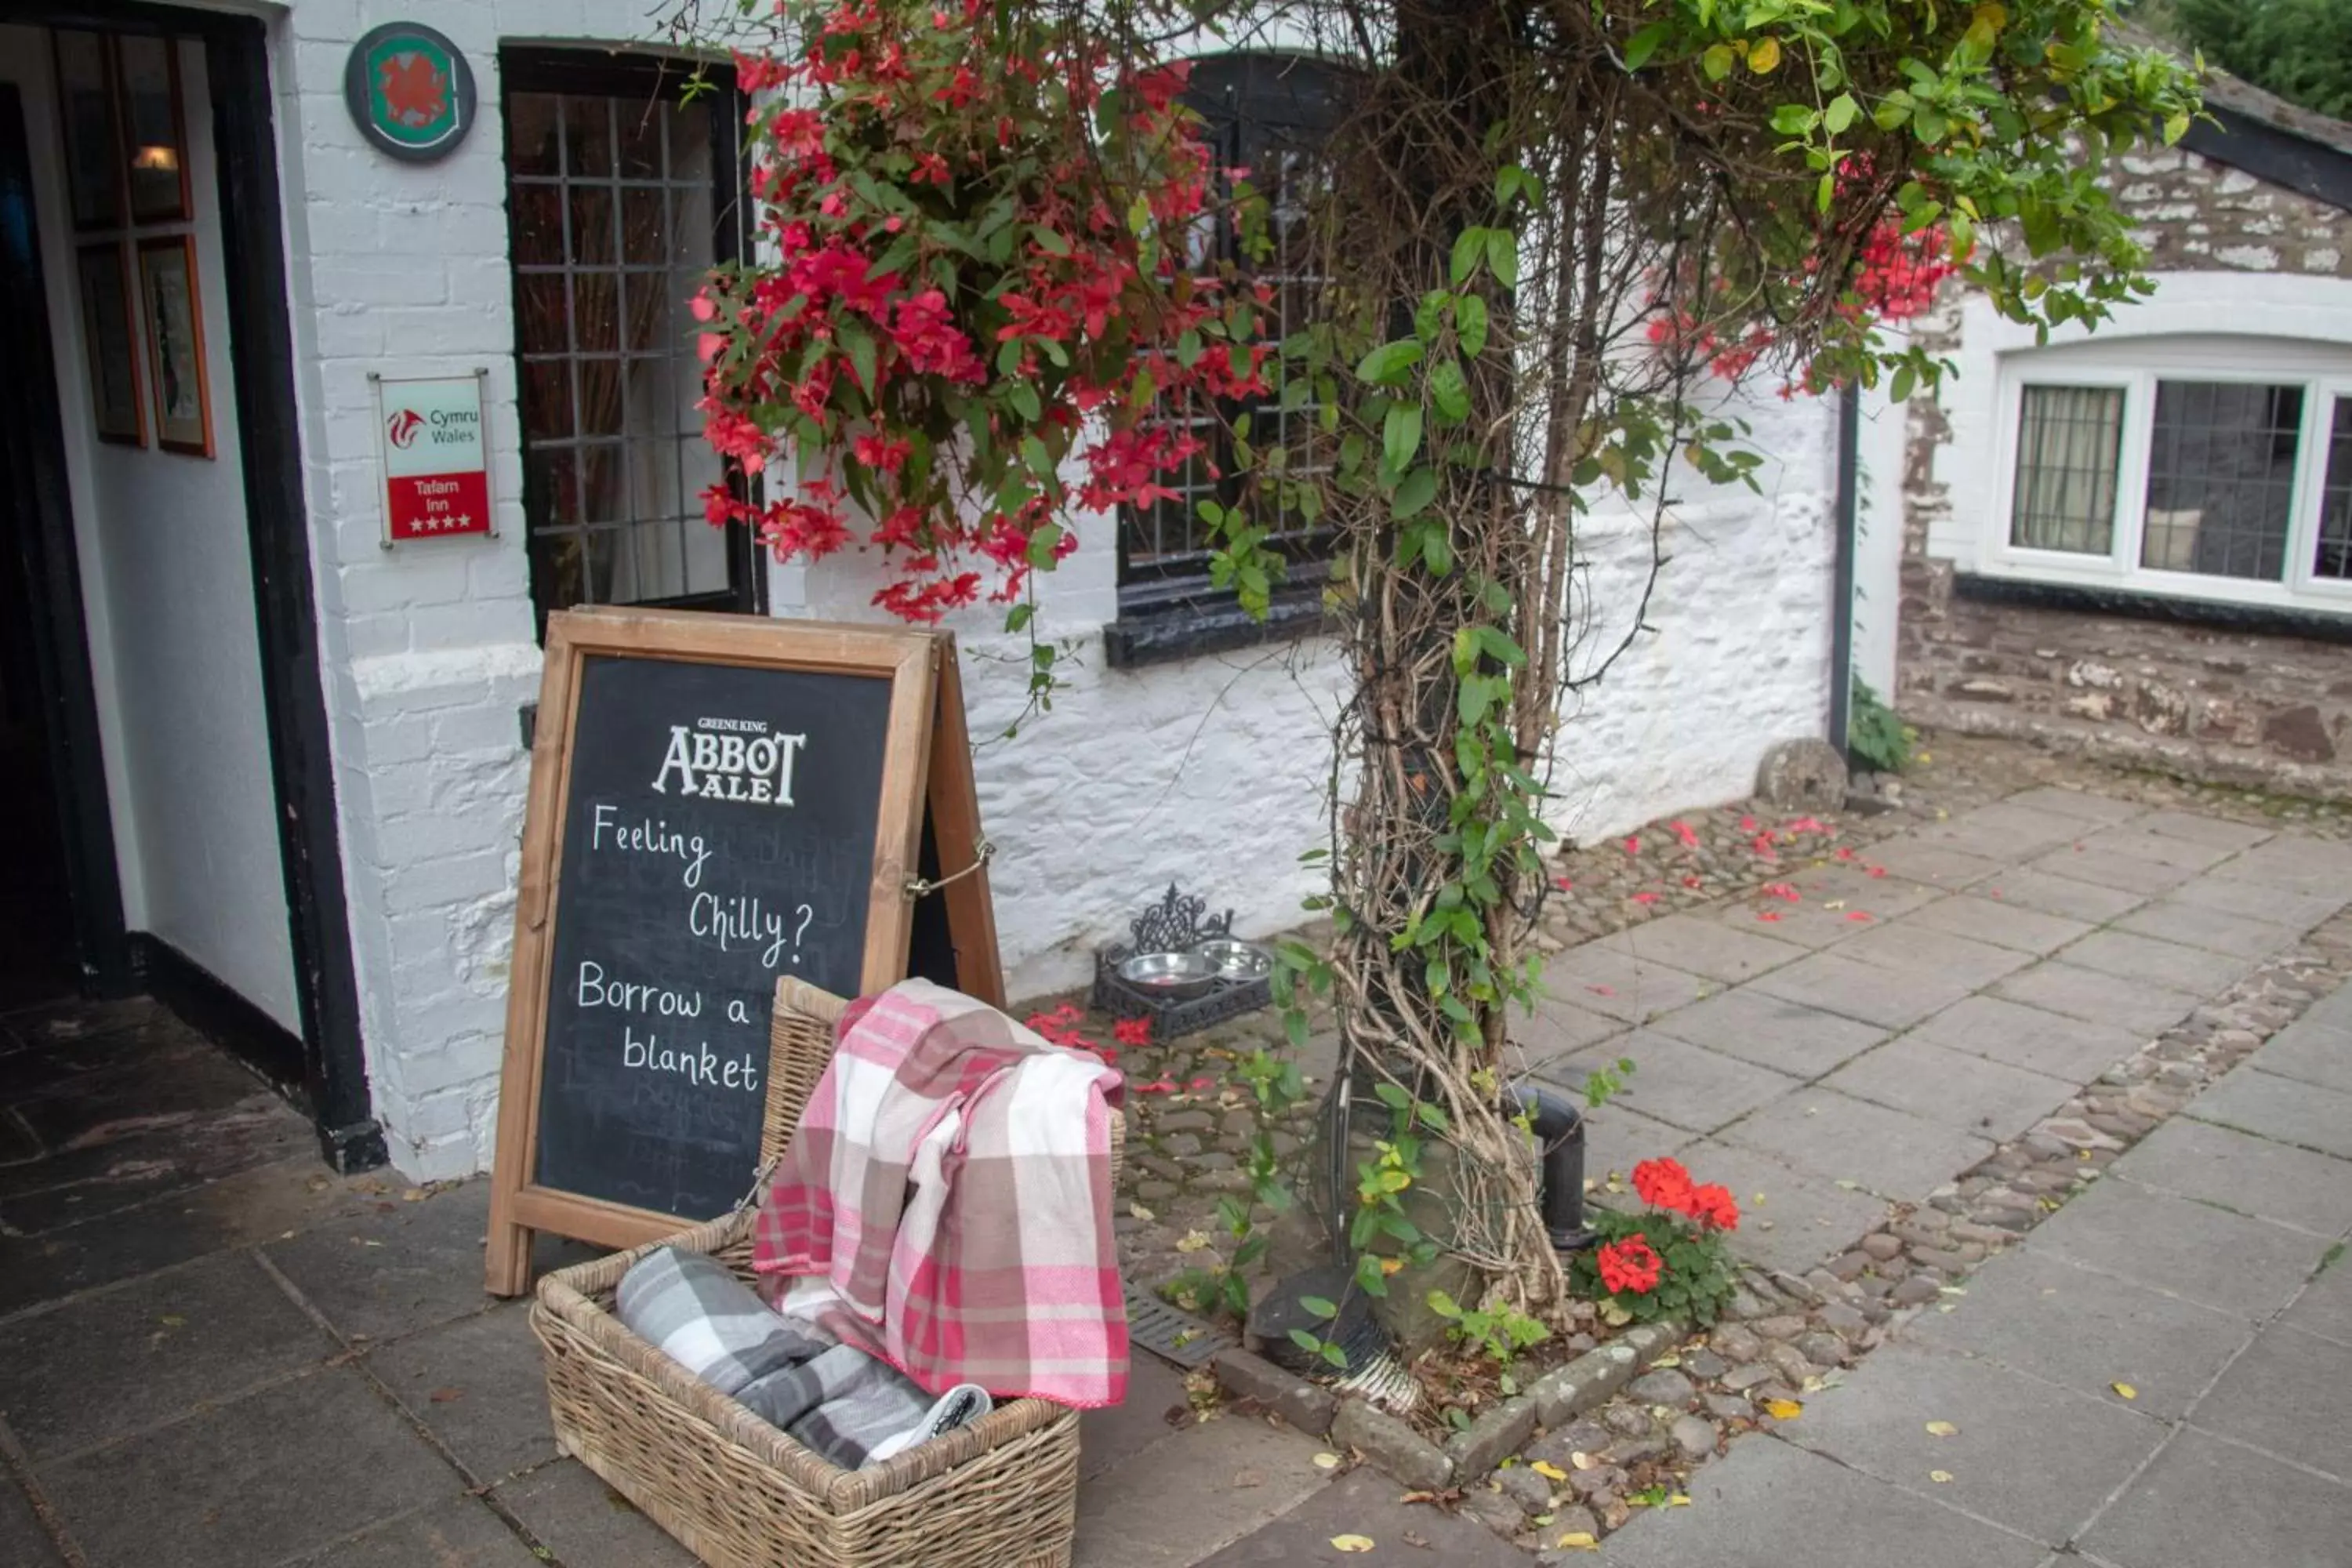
[{"left": 0, "top": 7, "right": 376, "bottom": 1171}]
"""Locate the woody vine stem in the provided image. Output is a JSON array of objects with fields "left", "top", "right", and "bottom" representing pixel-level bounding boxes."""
[{"left": 678, "top": 0, "right": 2201, "bottom": 1331}]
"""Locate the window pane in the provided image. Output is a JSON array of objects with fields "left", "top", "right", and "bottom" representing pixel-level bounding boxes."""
[
  {"left": 2010, "top": 386, "right": 2122, "bottom": 554},
  {"left": 510, "top": 71, "right": 746, "bottom": 616},
  {"left": 2141, "top": 380, "right": 2300, "bottom": 581},
  {"left": 2316, "top": 398, "right": 2352, "bottom": 582}
]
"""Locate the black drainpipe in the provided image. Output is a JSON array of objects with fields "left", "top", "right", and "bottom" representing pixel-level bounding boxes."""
[{"left": 1828, "top": 383, "right": 1860, "bottom": 755}]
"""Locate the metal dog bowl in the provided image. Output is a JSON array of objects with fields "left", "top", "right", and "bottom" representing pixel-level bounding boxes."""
[
  {"left": 1193, "top": 938, "right": 1273, "bottom": 982},
  {"left": 1117, "top": 949, "right": 1219, "bottom": 1000}
]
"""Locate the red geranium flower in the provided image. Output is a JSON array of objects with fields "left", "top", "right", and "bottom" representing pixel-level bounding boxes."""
[
  {"left": 1597, "top": 1234, "right": 1662, "bottom": 1295},
  {"left": 1632, "top": 1156, "right": 1695, "bottom": 1213},
  {"left": 1686, "top": 1181, "right": 1740, "bottom": 1232}
]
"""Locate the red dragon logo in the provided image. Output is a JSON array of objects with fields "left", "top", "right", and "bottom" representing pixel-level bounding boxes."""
[{"left": 387, "top": 408, "right": 424, "bottom": 448}]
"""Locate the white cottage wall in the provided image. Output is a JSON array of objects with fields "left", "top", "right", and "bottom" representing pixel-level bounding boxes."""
[{"left": 260, "top": 2, "right": 1839, "bottom": 1177}]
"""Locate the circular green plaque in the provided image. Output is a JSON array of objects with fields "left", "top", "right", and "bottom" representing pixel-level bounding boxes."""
[{"left": 343, "top": 22, "right": 477, "bottom": 163}]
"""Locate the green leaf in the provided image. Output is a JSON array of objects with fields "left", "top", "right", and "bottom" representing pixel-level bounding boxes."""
[
  {"left": 1356, "top": 339, "right": 1425, "bottom": 387},
  {"left": 1702, "top": 42, "right": 1736, "bottom": 81},
  {"left": 1385, "top": 405, "right": 1424, "bottom": 472},
  {"left": 1005, "top": 602, "right": 1034, "bottom": 633},
  {"left": 1623, "top": 21, "right": 1671, "bottom": 72},
  {"left": 1025, "top": 521, "right": 1065, "bottom": 568},
  {"left": 1300, "top": 1294, "right": 1340, "bottom": 1319},
  {"left": 1485, "top": 229, "right": 1519, "bottom": 289},
  {"left": 1373, "top": 1082, "right": 1411, "bottom": 1111},
  {"left": 1007, "top": 382, "right": 1041, "bottom": 423},
  {"left": 1455, "top": 293, "right": 1490, "bottom": 358},
  {"left": 1392, "top": 466, "right": 1439, "bottom": 520},
  {"left": 1771, "top": 103, "right": 1820, "bottom": 136},
  {"left": 1890, "top": 363, "right": 1917, "bottom": 403},
  {"left": 837, "top": 319, "right": 880, "bottom": 396},
  {"left": 1428, "top": 359, "right": 1472, "bottom": 422},
  {"left": 1425, "top": 1289, "right": 1461, "bottom": 1319},
  {"left": 1824, "top": 93, "right": 1860, "bottom": 134},
  {"left": 1020, "top": 434, "right": 1055, "bottom": 481},
  {"left": 1288, "top": 1327, "right": 1326, "bottom": 1355},
  {"left": 1450, "top": 227, "right": 1486, "bottom": 285}
]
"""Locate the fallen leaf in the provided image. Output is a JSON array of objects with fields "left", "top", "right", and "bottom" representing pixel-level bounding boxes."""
[
  {"left": 1930, "top": 1470, "right": 1954, "bottom": 1484},
  {"left": 158, "top": 1314, "right": 186, "bottom": 1327},
  {"left": 1312, "top": 1452, "right": 1342, "bottom": 1470},
  {"left": 1587, "top": 983, "right": 1617, "bottom": 997},
  {"left": 1667, "top": 1494, "right": 1690, "bottom": 1508},
  {"left": 1846, "top": 911, "right": 1874, "bottom": 922},
  {"left": 1130, "top": 1203, "right": 1156, "bottom": 1222},
  {"left": 1232, "top": 1468, "right": 1264, "bottom": 1490},
  {"left": 401, "top": 1187, "right": 428, "bottom": 1203},
  {"left": 1570, "top": 1450, "right": 1599, "bottom": 1470},
  {"left": 1926, "top": 1421, "right": 1958, "bottom": 1437},
  {"left": 1823, "top": 898, "right": 1846, "bottom": 910},
  {"left": 428, "top": 1387, "right": 464, "bottom": 1403},
  {"left": 1330, "top": 1534, "right": 1376, "bottom": 1553},
  {"left": 1555, "top": 1532, "right": 1600, "bottom": 1552},
  {"left": 1833, "top": 1178, "right": 1860, "bottom": 1190},
  {"left": 1175, "top": 1230, "right": 1211, "bottom": 1254},
  {"left": 1532, "top": 1514, "right": 1555, "bottom": 1526},
  {"left": 1531, "top": 1461, "right": 1569, "bottom": 1481},
  {"left": 1401, "top": 1529, "right": 1431, "bottom": 1549},
  {"left": 1762, "top": 1399, "right": 1803, "bottom": 1420},
  {"left": 2112, "top": 1382, "right": 2138, "bottom": 1400},
  {"left": 1652, "top": 1354, "right": 1681, "bottom": 1368}
]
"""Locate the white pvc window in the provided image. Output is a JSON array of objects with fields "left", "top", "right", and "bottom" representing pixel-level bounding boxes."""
[{"left": 1991, "top": 355, "right": 2352, "bottom": 612}]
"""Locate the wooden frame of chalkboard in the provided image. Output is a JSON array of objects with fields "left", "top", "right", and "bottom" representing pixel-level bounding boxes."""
[{"left": 484, "top": 608, "right": 995, "bottom": 1294}]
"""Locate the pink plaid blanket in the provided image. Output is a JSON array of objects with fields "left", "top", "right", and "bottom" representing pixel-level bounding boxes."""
[{"left": 751, "top": 979, "right": 1127, "bottom": 1408}]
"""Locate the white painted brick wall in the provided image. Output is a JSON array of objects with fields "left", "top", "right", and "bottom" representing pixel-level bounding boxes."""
[{"left": 271, "top": 2, "right": 1838, "bottom": 1179}]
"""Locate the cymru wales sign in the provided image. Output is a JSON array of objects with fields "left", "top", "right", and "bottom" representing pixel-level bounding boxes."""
[{"left": 343, "top": 23, "right": 476, "bottom": 163}]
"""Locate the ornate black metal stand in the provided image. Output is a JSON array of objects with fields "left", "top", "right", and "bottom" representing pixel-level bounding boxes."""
[{"left": 1090, "top": 884, "right": 1273, "bottom": 1040}]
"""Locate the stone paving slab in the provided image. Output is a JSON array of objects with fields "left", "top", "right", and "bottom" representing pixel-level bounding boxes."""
[
  {"left": 1907, "top": 994, "right": 2151, "bottom": 1083},
  {"left": 1968, "top": 867, "right": 2148, "bottom": 924},
  {"left": 1914, "top": 800, "right": 2106, "bottom": 861},
  {"left": 2203, "top": 834, "right": 2352, "bottom": 895},
  {"left": 492, "top": 1460, "right": 700, "bottom": 1568},
  {"left": 2165, "top": 873, "right": 2348, "bottom": 930},
  {"left": 1674, "top": 1139, "right": 1892, "bottom": 1276},
  {"left": 1704, "top": 866, "right": 1940, "bottom": 949},
  {"left": 2110, "top": 1115, "right": 2352, "bottom": 1239},
  {"left": 2056, "top": 929, "right": 2256, "bottom": 996},
  {"left": 2027, "top": 1174, "right": 2329, "bottom": 1319},
  {"left": 366, "top": 1305, "right": 561, "bottom": 1485},
  {"left": 283, "top": 1496, "right": 540, "bottom": 1568},
  {"left": 1998, "top": 786, "right": 2147, "bottom": 826},
  {"left": 2024, "top": 845, "right": 2199, "bottom": 897},
  {"left": 1514, "top": 994, "right": 1629, "bottom": 1069},
  {"left": 0, "top": 1476, "right": 57, "bottom": 1567},
  {"left": 1900, "top": 1246, "right": 2250, "bottom": 1422},
  {"left": 1860, "top": 838, "right": 2008, "bottom": 891},
  {"left": 2187, "top": 1066, "right": 2352, "bottom": 1160},
  {"left": 2282, "top": 1260, "right": 2352, "bottom": 1348},
  {"left": 2122, "top": 809, "right": 2276, "bottom": 851},
  {"left": 1195, "top": 1468, "right": 1528, "bottom": 1566},
  {"left": 2190, "top": 1323, "right": 2352, "bottom": 1483},
  {"left": 34, "top": 1367, "right": 453, "bottom": 1568},
  {"left": 1601, "top": 1432, "right": 2048, "bottom": 1568},
  {"left": 2075, "top": 822, "right": 2247, "bottom": 873},
  {"left": 1071, "top": 1412, "right": 1333, "bottom": 1568},
  {"left": 1540, "top": 1032, "right": 1798, "bottom": 1137},
  {"left": 1748, "top": 953, "right": 1976, "bottom": 1032},
  {"left": 1833, "top": 920, "right": 2038, "bottom": 990},
  {"left": 1820, "top": 1037, "right": 2074, "bottom": 1144},
  {"left": 2077, "top": 1427, "right": 2352, "bottom": 1568},
  {"left": 2112, "top": 898, "right": 2306, "bottom": 959},
  {"left": 0, "top": 1250, "right": 338, "bottom": 1461},
  {"left": 1595, "top": 913, "right": 1809, "bottom": 984},
  {"left": 1776, "top": 1341, "right": 2165, "bottom": 1548},
  {"left": 1904, "top": 894, "right": 2093, "bottom": 956},
  {"left": 1538, "top": 947, "right": 1717, "bottom": 1025},
  {"left": 2248, "top": 1014, "right": 2352, "bottom": 1096},
  {"left": 1581, "top": 1102, "right": 1697, "bottom": 1182},
  {"left": 1643, "top": 988, "right": 1889, "bottom": 1080},
  {"left": 1990, "top": 961, "right": 2203, "bottom": 1040},
  {"left": 1719, "top": 1088, "right": 1994, "bottom": 1203},
  {"left": 262, "top": 1181, "right": 499, "bottom": 1346}
]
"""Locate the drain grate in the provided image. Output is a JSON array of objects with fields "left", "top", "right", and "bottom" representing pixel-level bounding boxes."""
[{"left": 1124, "top": 1280, "right": 1236, "bottom": 1369}]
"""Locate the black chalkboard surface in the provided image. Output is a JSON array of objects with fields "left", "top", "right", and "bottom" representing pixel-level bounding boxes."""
[
  {"left": 485, "top": 610, "right": 996, "bottom": 1294},
  {"left": 531, "top": 653, "right": 893, "bottom": 1220}
]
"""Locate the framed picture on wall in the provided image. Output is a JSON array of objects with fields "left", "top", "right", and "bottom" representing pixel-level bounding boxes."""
[
  {"left": 51, "top": 29, "right": 125, "bottom": 231},
  {"left": 75, "top": 242, "right": 144, "bottom": 446},
  {"left": 114, "top": 34, "right": 191, "bottom": 224},
  {"left": 137, "top": 234, "right": 212, "bottom": 457}
]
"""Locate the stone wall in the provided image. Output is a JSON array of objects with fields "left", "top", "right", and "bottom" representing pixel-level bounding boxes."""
[{"left": 1894, "top": 141, "right": 2352, "bottom": 798}]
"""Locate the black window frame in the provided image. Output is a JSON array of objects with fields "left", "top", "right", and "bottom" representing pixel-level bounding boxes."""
[
  {"left": 499, "top": 47, "right": 763, "bottom": 637},
  {"left": 1108, "top": 52, "right": 1349, "bottom": 662}
]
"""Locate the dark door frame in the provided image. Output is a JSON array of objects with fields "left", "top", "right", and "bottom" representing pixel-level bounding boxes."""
[{"left": 1, "top": 0, "right": 380, "bottom": 1171}]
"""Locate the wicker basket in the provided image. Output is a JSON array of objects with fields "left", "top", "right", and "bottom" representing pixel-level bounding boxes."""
[{"left": 531, "top": 977, "right": 1126, "bottom": 1568}]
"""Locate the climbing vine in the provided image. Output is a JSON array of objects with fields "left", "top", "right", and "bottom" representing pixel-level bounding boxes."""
[{"left": 686, "top": 0, "right": 2202, "bottom": 1331}]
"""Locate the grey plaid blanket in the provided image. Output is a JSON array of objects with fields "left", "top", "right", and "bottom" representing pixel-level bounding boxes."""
[{"left": 616, "top": 1246, "right": 989, "bottom": 1469}]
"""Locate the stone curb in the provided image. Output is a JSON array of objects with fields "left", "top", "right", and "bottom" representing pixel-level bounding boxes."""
[{"left": 1210, "top": 1316, "right": 1689, "bottom": 1493}]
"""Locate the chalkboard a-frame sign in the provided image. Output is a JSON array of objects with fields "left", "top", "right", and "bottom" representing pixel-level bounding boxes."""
[{"left": 483, "top": 608, "right": 1000, "bottom": 1295}]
